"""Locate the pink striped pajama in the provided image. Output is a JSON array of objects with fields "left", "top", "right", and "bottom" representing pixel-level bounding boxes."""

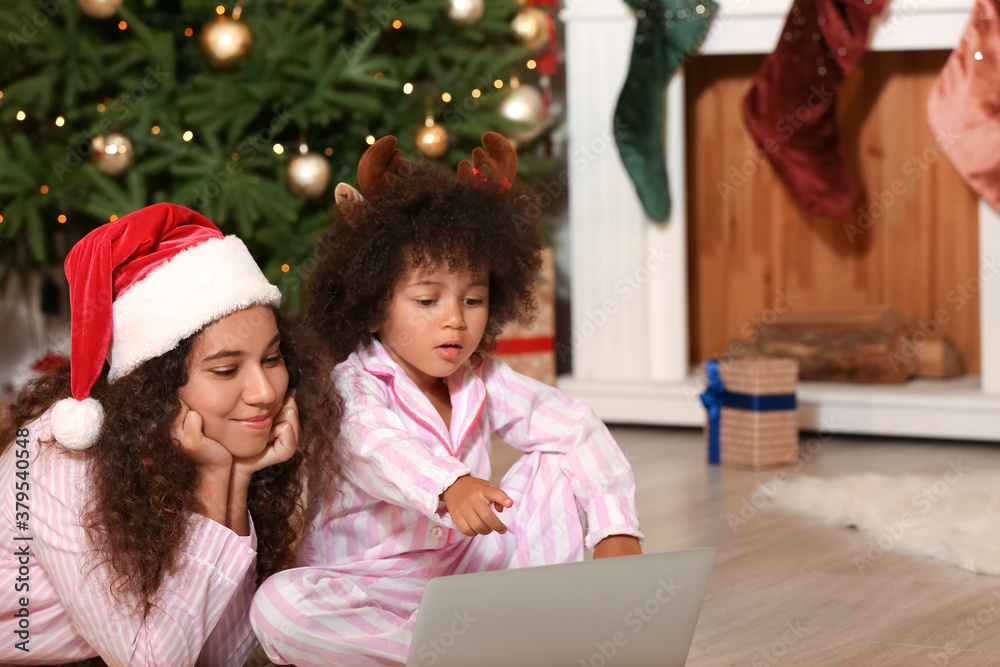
[
  {"left": 251, "top": 341, "right": 642, "bottom": 666},
  {"left": 0, "top": 410, "right": 258, "bottom": 666}
]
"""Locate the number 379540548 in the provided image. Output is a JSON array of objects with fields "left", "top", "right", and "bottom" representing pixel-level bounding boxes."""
[{"left": 14, "top": 428, "right": 30, "bottom": 524}]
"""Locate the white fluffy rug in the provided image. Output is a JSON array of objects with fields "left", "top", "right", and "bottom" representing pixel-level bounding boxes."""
[{"left": 775, "top": 466, "right": 1000, "bottom": 575}]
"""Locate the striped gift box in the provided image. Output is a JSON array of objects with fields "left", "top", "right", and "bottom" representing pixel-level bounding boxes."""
[{"left": 495, "top": 248, "right": 556, "bottom": 386}]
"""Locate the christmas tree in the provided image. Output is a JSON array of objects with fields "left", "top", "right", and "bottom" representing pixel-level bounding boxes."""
[{"left": 0, "top": 0, "right": 558, "bottom": 306}]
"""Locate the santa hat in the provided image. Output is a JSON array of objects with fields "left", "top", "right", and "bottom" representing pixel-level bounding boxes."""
[{"left": 50, "top": 203, "right": 281, "bottom": 450}]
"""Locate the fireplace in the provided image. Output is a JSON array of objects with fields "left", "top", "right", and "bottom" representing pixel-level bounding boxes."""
[{"left": 560, "top": 0, "right": 1000, "bottom": 440}]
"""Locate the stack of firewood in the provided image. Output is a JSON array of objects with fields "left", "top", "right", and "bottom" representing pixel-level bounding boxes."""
[{"left": 732, "top": 305, "right": 963, "bottom": 383}]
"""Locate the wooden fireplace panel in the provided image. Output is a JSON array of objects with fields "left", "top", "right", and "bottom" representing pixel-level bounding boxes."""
[{"left": 686, "top": 51, "right": 981, "bottom": 375}]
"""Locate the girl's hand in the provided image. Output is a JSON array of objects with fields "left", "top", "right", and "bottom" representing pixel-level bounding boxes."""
[
  {"left": 593, "top": 535, "right": 643, "bottom": 559},
  {"left": 441, "top": 475, "right": 514, "bottom": 537},
  {"left": 171, "top": 401, "right": 232, "bottom": 472},
  {"left": 234, "top": 391, "right": 299, "bottom": 475}
]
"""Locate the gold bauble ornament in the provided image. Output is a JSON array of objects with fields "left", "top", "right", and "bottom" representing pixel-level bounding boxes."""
[
  {"left": 415, "top": 124, "right": 449, "bottom": 158},
  {"left": 287, "top": 153, "right": 331, "bottom": 198},
  {"left": 200, "top": 16, "right": 253, "bottom": 69},
  {"left": 448, "top": 0, "right": 485, "bottom": 25},
  {"left": 499, "top": 85, "right": 546, "bottom": 142},
  {"left": 78, "top": 0, "right": 123, "bottom": 19},
  {"left": 91, "top": 133, "right": 133, "bottom": 175},
  {"left": 510, "top": 7, "right": 549, "bottom": 51}
]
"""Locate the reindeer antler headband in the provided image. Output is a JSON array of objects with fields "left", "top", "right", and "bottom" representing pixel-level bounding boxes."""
[{"left": 334, "top": 131, "right": 517, "bottom": 205}]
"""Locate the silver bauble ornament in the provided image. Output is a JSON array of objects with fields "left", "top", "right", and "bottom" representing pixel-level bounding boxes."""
[
  {"left": 511, "top": 7, "right": 549, "bottom": 51},
  {"left": 448, "top": 0, "right": 485, "bottom": 25},
  {"left": 415, "top": 124, "right": 449, "bottom": 158},
  {"left": 91, "top": 133, "right": 133, "bottom": 175},
  {"left": 78, "top": 0, "right": 123, "bottom": 19},
  {"left": 287, "top": 153, "right": 331, "bottom": 198},
  {"left": 200, "top": 16, "right": 253, "bottom": 69},
  {"left": 498, "top": 86, "right": 546, "bottom": 142}
]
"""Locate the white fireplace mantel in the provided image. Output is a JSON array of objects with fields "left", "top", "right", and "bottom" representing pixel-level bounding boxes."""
[{"left": 559, "top": 0, "right": 1000, "bottom": 441}]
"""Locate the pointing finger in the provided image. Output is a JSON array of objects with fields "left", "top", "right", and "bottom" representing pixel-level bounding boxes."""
[{"left": 485, "top": 486, "right": 513, "bottom": 509}]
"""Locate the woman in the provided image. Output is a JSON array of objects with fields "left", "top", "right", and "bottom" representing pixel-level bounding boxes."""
[{"left": 0, "top": 203, "right": 341, "bottom": 665}]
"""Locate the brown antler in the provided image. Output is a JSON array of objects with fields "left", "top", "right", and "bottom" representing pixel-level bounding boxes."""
[
  {"left": 457, "top": 132, "right": 517, "bottom": 188},
  {"left": 357, "top": 135, "right": 410, "bottom": 198}
]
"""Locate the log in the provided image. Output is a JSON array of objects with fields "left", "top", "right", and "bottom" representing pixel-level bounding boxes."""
[
  {"left": 732, "top": 305, "right": 917, "bottom": 384},
  {"left": 913, "top": 337, "right": 964, "bottom": 379}
]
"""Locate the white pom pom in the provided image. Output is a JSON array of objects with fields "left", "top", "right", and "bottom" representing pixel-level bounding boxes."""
[{"left": 51, "top": 397, "right": 104, "bottom": 450}]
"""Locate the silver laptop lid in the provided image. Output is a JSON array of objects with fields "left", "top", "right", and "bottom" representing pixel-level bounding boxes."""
[{"left": 406, "top": 547, "right": 715, "bottom": 667}]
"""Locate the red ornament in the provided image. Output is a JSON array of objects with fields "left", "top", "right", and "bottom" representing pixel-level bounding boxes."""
[{"left": 527, "top": 0, "right": 560, "bottom": 76}]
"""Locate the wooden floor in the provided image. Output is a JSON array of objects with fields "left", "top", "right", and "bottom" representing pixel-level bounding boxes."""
[{"left": 492, "top": 427, "right": 1000, "bottom": 666}]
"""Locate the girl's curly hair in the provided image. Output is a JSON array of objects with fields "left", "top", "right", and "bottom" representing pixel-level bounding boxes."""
[
  {"left": 304, "top": 164, "right": 544, "bottom": 363},
  {"left": 0, "top": 307, "right": 342, "bottom": 611}
]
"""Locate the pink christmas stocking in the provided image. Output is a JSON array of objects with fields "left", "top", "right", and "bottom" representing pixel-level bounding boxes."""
[{"left": 927, "top": 0, "right": 1000, "bottom": 213}]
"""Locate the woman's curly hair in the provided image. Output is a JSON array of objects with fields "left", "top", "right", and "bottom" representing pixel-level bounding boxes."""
[
  {"left": 304, "top": 164, "right": 544, "bottom": 363},
  {"left": 0, "top": 307, "right": 342, "bottom": 612}
]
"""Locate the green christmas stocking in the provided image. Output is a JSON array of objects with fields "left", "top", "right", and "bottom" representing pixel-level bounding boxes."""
[{"left": 614, "top": 0, "right": 717, "bottom": 222}]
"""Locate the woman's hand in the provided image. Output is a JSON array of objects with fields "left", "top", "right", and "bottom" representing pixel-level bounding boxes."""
[
  {"left": 233, "top": 391, "right": 300, "bottom": 476},
  {"left": 171, "top": 401, "right": 231, "bottom": 526},
  {"left": 171, "top": 401, "right": 232, "bottom": 472},
  {"left": 226, "top": 392, "right": 299, "bottom": 536},
  {"left": 593, "top": 535, "right": 643, "bottom": 559},
  {"left": 441, "top": 475, "right": 514, "bottom": 537}
]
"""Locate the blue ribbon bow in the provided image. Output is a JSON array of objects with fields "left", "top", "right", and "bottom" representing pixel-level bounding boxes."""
[{"left": 700, "top": 360, "right": 797, "bottom": 464}]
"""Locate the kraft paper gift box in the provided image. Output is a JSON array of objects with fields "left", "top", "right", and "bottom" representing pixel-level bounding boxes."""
[
  {"left": 700, "top": 357, "right": 799, "bottom": 468},
  {"left": 495, "top": 248, "right": 556, "bottom": 386}
]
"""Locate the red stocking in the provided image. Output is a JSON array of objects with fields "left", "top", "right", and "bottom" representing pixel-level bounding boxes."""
[{"left": 742, "top": 0, "right": 888, "bottom": 217}]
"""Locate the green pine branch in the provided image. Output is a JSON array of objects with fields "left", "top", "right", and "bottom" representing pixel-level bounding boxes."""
[{"left": 0, "top": 0, "right": 557, "bottom": 303}]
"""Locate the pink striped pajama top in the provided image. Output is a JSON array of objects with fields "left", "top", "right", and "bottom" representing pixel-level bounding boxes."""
[
  {"left": 0, "top": 409, "right": 258, "bottom": 666},
  {"left": 311, "top": 340, "right": 641, "bottom": 564},
  {"left": 251, "top": 340, "right": 642, "bottom": 665}
]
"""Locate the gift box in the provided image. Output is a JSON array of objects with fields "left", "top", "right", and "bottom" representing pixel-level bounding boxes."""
[
  {"left": 700, "top": 357, "right": 799, "bottom": 468},
  {"left": 495, "top": 248, "right": 556, "bottom": 386}
]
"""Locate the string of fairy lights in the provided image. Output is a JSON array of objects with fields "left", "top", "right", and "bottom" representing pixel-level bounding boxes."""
[{"left": 1, "top": 0, "right": 558, "bottom": 271}]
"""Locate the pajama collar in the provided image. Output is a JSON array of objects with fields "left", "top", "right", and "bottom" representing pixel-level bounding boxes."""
[{"left": 357, "top": 340, "right": 488, "bottom": 456}]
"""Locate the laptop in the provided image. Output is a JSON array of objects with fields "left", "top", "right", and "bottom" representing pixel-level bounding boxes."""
[{"left": 405, "top": 547, "right": 715, "bottom": 667}]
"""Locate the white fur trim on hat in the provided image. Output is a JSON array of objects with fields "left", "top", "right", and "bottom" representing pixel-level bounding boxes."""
[
  {"left": 108, "top": 235, "right": 281, "bottom": 382},
  {"left": 51, "top": 397, "right": 105, "bottom": 450}
]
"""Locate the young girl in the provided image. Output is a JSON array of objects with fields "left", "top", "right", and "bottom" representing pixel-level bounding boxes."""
[
  {"left": 250, "top": 133, "right": 643, "bottom": 666},
  {"left": 0, "top": 203, "right": 341, "bottom": 665}
]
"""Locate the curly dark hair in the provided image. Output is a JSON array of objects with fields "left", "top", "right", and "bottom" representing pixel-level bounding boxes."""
[
  {"left": 0, "top": 307, "right": 342, "bottom": 612},
  {"left": 303, "top": 164, "right": 544, "bottom": 363}
]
